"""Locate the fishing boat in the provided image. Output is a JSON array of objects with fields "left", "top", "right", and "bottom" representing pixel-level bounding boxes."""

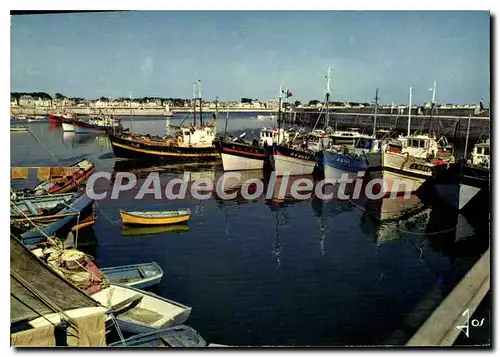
[
  {"left": 266, "top": 88, "right": 317, "bottom": 176},
  {"left": 108, "top": 325, "right": 207, "bottom": 347},
  {"left": 259, "top": 127, "right": 292, "bottom": 146},
  {"left": 48, "top": 112, "right": 74, "bottom": 125},
  {"left": 73, "top": 116, "right": 122, "bottom": 134},
  {"left": 108, "top": 81, "right": 219, "bottom": 163},
  {"left": 318, "top": 132, "right": 380, "bottom": 182},
  {"left": 12, "top": 158, "right": 95, "bottom": 196},
  {"left": 100, "top": 262, "right": 164, "bottom": 290},
  {"left": 268, "top": 143, "right": 317, "bottom": 176},
  {"left": 214, "top": 136, "right": 265, "bottom": 171},
  {"left": 122, "top": 224, "right": 190, "bottom": 237},
  {"left": 120, "top": 209, "right": 191, "bottom": 226},
  {"left": 11, "top": 192, "right": 95, "bottom": 246},
  {"left": 91, "top": 283, "right": 192, "bottom": 334},
  {"left": 107, "top": 127, "right": 219, "bottom": 163}
]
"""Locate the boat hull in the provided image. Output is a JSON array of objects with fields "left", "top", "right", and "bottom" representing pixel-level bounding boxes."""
[
  {"left": 108, "top": 132, "right": 220, "bottom": 163},
  {"left": 18, "top": 192, "right": 95, "bottom": 245},
  {"left": 366, "top": 151, "right": 433, "bottom": 196},
  {"left": 101, "top": 262, "right": 164, "bottom": 290},
  {"left": 214, "top": 139, "right": 265, "bottom": 171},
  {"left": 74, "top": 122, "right": 107, "bottom": 134},
  {"left": 108, "top": 325, "right": 207, "bottom": 347},
  {"left": 269, "top": 145, "right": 316, "bottom": 176},
  {"left": 120, "top": 210, "right": 191, "bottom": 226},
  {"left": 319, "top": 150, "right": 368, "bottom": 182},
  {"left": 91, "top": 284, "right": 192, "bottom": 335}
]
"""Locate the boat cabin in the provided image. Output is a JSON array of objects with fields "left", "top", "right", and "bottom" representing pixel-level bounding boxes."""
[
  {"left": 259, "top": 127, "right": 289, "bottom": 146},
  {"left": 178, "top": 126, "right": 216, "bottom": 146},
  {"left": 354, "top": 137, "right": 381, "bottom": 155},
  {"left": 471, "top": 138, "right": 490, "bottom": 168},
  {"left": 398, "top": 134, "right": 440, "bottom": 159}
]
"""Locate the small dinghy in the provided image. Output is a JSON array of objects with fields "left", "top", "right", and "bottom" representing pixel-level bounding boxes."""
[
  {"left": 101, "top": 262, "right": 164, "bottom": 290},
  {"left": 108, "top": 325, "right": 207, "bottom": 347},
  {"left": 120, "top": 209, "right": 191, "bottom": 226},
  {"left": 91, "top": 284, "right": 192, "bottom": 334}
]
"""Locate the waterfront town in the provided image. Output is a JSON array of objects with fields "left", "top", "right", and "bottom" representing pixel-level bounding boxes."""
[{"left": 11, "top": 91, "right": 488, "bottom": 113}]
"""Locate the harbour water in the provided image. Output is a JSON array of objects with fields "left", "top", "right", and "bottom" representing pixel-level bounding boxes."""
[{"left": 11, "top": 115, "right": 489, "bottom": 346}]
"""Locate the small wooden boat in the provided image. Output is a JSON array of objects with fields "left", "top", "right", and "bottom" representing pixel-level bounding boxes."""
[
  {"left": 91, "top": 283, "right": 192, "bottom": 334},
  {"left": 11, "top": 192, "right": 95, "bottom": 245},
  {"left": 12, "top": 158, "right": 96, "bottom": 196},
  {"left": 108, "top": 325, "right": 207, "bottom": 347},
  {"left": 28, "top": 242, "right": 109, "bottom": 295},
  {"left": 120, "top": 209, "right": 191, "bottom": 226},
  {"left": 122, "top": 224, "right": 190, "bottom": 237},
  {"left": 100, "top": 262, "right": 164, "bottom": 290}
]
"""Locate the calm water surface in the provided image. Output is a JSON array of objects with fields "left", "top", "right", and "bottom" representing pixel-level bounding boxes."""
[{"left": 10, "top": 115, "right": 489, "bottom": 346}]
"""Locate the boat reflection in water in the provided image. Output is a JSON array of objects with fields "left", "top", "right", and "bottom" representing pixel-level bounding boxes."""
[
  {"left": 122, "top": 224, "right": 190, "bottom": 237},
  {"left": 62, "top": 131, "right": 96, "bottom": 146},
  {"left": 358, "top": 194, "right": 428, "bottom": 246}
]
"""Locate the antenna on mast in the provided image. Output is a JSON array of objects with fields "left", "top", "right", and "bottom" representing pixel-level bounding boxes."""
[
  {"left": 372, "top": 88, "right": 379, "bottom": 137},
  {"left": 325, "top": 68, "right": 332, "bottom": 128}
]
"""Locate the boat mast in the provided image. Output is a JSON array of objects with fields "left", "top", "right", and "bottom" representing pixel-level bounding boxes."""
[
  {"left": 192, "top": 82, "right": 197, "bottom": 127},
  {"left": 407, "top": 87, "right": 413, "bottom": 136},
  {"left": 464, "top": 113, "right": 472, "bottom": 160},
  {"left": 325, "top": 68, "right": 331, "bottom": 128},
  {"left": 198, "top": 80, "right": 203, "bottom": 127},
  {"left": 372, "top": 88, "right": 379, "bottom": 138},
  {"left": 429, "top": 80, "right": 437, "bottom": 134},
  {"left": 277, "top": 85, "right": 283, "bottom": 144}
]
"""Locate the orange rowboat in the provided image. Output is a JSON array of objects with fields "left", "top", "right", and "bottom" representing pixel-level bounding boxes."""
[{"left": 119, "top": 209, "right": 191, "bottom": 226}]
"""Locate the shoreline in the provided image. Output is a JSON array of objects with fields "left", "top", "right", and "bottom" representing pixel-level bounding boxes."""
[{"left": 10, "top": 107, "right": 277, "bottom": 116}]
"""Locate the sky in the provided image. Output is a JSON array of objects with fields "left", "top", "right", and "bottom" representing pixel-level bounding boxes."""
[{"left": 10, "top": 11, "right": 490, "bottom": 104}]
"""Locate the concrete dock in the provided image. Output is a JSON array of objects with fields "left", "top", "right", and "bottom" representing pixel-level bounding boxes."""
[{"left": 406, "top": 248, "right": 490, "bottom": 346}]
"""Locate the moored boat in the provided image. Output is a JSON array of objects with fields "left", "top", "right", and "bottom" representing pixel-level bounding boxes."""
[
  {"left": 214, "top": 136, "right": 265, "bottom": 171},
  {"left": 100, "top": 262, "right": 164, "bottom": 290},
  {"left": 74, "top": 117, "right": 122, "bottom": 134},
  {"left": 12, "top": 158, "right": 95, "bottom": 196},
  {"left": 28, "top": 242, "right": 109, "bottom": 295},
  {"left": 268, "top": 143, "right": 317, "bottom": 176},
  {"left": 120, "top": 209, "right": 191, "bottom": 226},
  {"left": 90, "top": 283, "right": 192, "bottom": 334},
  {"left": 49, "top": 112, "right": 74, "bottom": 125},
  {"left": 107, "top": 129, "right": 220, "bottom": 163},
  {"left": 11, "top": 192, "right": 95, "bottom": 245},
  {"left": 108, "top": 325, "right": 207, "bottom": 347},
  {"left": 11, "top": 235, "right": 107, "bottom": 346}
]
